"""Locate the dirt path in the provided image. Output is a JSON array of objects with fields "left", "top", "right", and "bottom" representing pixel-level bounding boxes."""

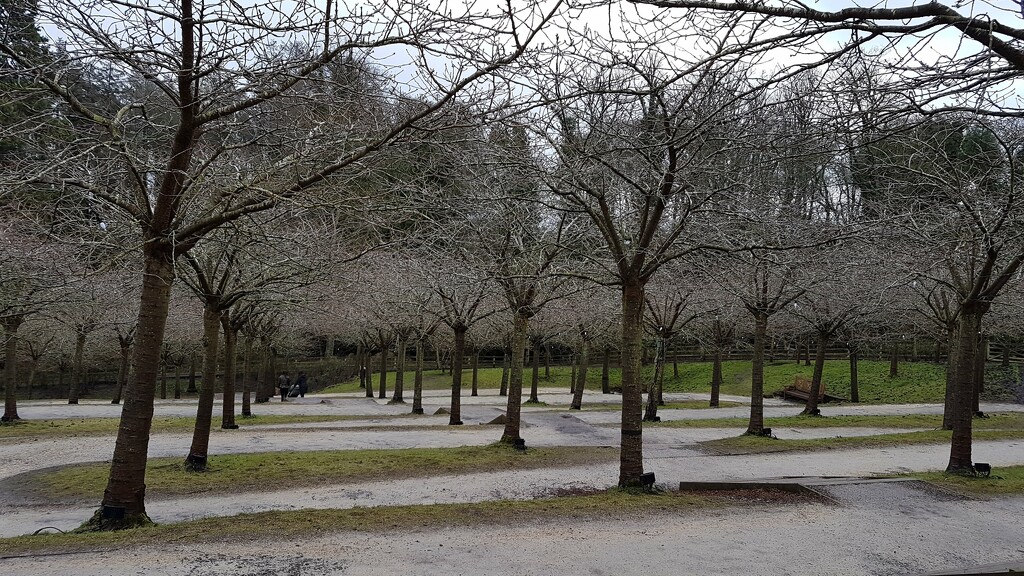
[{"left": 4, "top": 490, "right": 1023, "bottom": 575}]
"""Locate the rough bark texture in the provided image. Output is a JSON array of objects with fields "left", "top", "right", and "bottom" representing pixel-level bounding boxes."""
[
  {"left": 378, "top": 341, "right": 388, "bottom": 400},
  {"left": 499, "top": 347, "right": 509, "bottom": 396},
  {"left": 529, "top": 341, "right": 540, "bottom": 403},
  {"left": 470, "top": 349, "right": 479, "bottom": 397},
  {"left": 185, "top": 305, "right": 221, "bottom": 471},
  {"left": 889, "top": 342, "right": 899, "bottom": 377},
  {"left": 943, "top": 329, "right": 957, "bottom": 429},
  {"left": 412, "top": 340, "right": 425, "bottom": 414},
  {"left": 112, "top": 341, "right": 131, "bottom": 405},
  {"left": 501, "top": 312, "right": 529, "bottom": 442},
  {"left": 187, "top": 353, "right": 198, "bottom": 394},
  {"left": 68, "top": 329, "right": 87, "bottom": 404},
  {"left": 710, "top": 349, "right": 722, "bottom": 408},
  {"left": 391, "top": 334, "right": 406, "bottom": 403},
  {"left": 241, "top": 339, "right": 252, "bottom": 417},
  {"left": 221, "top": 314, "right": 238, "bottom": 429},
  {"left": 448, "top": 326, "right": 467, "bottom": 425},
  {"left": 849, "top": 346, "right": 859, "bottom": 403},
  {"left": 618, "top": 283, "right": 645, "bottom": 487},
  {"left": 643, "top": 337, "right": 664, "bottom": 421},
  {"left": 746, "top": 312, "right": 768, "bottom": 435},
  {"left": 570, "top": 337, "right": 589, "bottom": 410},
  {"left": 356, "top": 343, "right": 365, "bottom": 389},
  {"left": 98, "top": 253, "right": 175, "bottom": 527},
  {"left": 802, "top": 332, "right": 828, "bottom": 415},
  {"left": 601, "top": 346, "right": 611, "bottom": 394},
  {"left": 2, "top": 316, "right": 23, "bottom": 421},
  {"left": 947, "top": 306, "right": 985, "bottom": 473}
]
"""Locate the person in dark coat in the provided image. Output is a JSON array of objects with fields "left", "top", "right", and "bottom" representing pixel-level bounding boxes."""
[
  {"left": 278, "top": 372, "right": 290, "bottom": 402},
  {"left": 296, "top": 372, "right": 308, "bottom": 397}
]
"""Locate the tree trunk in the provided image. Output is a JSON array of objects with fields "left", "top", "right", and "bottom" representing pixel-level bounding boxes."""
[
  {"left": 185, "top": 305, "right": 221, "bottom": 471},
  {"left": 1001, "top": 341, "right": 1010, "bottom": 367},
  {"left": 357, "top": 343, "right": 365, "bottom": 388},
  {"left": 221, "top": 315, "right": 238, "bottom": 429},
  {"left": 671, "top": 341, "right": 678, "bottom": 378},
  {"left": 1, "top": 316, "right": 24, "bottom": 421},
  {"left": 174, "top": 362, "right": 182, "bottom": 400},
  {"left": 98, "top": 253, "right": 175, "bottom": 527},
  {"left": 601, "top": 346, "right": 611, "bottom": 394},
  {"left": 570, "top": 338, "right": 589, "bottom": 410},
  {"left": 363, "top": 350, "right": 373, "bottom": 398},
  {"left": 412, "top": 339, "right": 425, "bottom": 415},
  {"left": 947, "top": 305, "right": 986, "bottom": 473},
  {"left": 803, "top": 336, "right": 811, "bottom": 366},
  {"left": 643, "top": 336, "right": 664, "bottom": 421},
  {"left": 391, "top": 333, "right": 406, "bottom": 403},
  {"left": 69, "top": 329, "right": 86, "bottom": 404},
  {"left": 849, "top": 346, "right": 859, "bottom": 403},
  {"left": 942, "top": 328, "right": 957, "bottom": 429},
  {"left": 889, "top": 342, "right": 899, "bottom": 377},
  {"left": 618, "top": 282, "right": 645, "bottom": 487},
  {"left": 746, "top": 312, "right": 768, "bottom": 435},
  {"left": 544, "top": 344, "right": 551, "bottom": 379},
  {"left": 973, "top": 336, "right": 986, "bottom": 415},
  {"left": 529, "top": 341, "right": 540, "bottom": 403},
  {"left": 159, "top": 356, "right": 167, "bottom": 400},
  {"left": 710, "top": 348, "right": 722, "bottom": 407},
  {"left": 378, "top": 341, "right": 388, "bottom": 400},
  {"left": 912, "top": 335, "right": 919, "bottom": 362},
  {"left": 241, "top": 338, "right": 252, "bottom": 417},
  {"left": 449, "top": 325, "right": 467, "bottom": 425},
  {"left": 112, "top": 342, "right": 131, "bottom": 405},
  {"left": 187, "top": 352, "right": 198, "bottom": 394},
  {"left": 499, "top": 346, "right": 509, "bottom": 397},
  {"left": 470, "top": 349, "right": 479, "bottom": 397},
  {"left": 802, "top": 330, "right": 828, "bottom": 415},
  {"left": 501, "top": 312, "right": 529, "bottom": 443},
  {"left": 570, "top": 354, "right": 577, "bottom": 395},
  {"left": 26, "top": 358, "right": 37, "bottom": 401}
]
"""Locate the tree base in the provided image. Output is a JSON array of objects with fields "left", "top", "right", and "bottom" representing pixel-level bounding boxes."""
[
  {"left": 221, "top": 424, "right": 239, "bottom": 430},
  {"left": 449, "top": 420, "right": 463, "bottom": 426},
  {"left": 77, "top": 507, "right": 155, "bottom": 532},
  {"left": 944, "top": 464, "right": 978, "bottom": 476},
  {"left": 800, "top": 408, "right": 821, "bottom": 416},
  {"left": 387, "top": 398, "right": 406, "bottom": 405},
  {"left": 411, "top": 407, "right": 423, "bottom": 414},
  {"left": 569, "top": 404, "right": 581, "bottom": 410},
  {"left": 184, "top": 454, "right": 208, "bottom": 472},
  {"left": 642, "top": 415, "right": 661, "bottom": 422},
  {"left": 68, "top": 399, "right": 78, "bottom": 405}
]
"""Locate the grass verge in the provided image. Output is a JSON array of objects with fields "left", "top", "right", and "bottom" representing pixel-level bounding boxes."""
[
  {"left": 15, "top": 444, "right": 618, "bottom": 503},
  {"left": 0, "top": 488, "right": 805, "bottom": 556},
  {"left": 654, "top": 412, "right": 1024, "bottom": 430},
  {"left": 701, "top": 428, "right": 1024, "bottom": 455},
  {"left": 0, "top": 414, "right": 388, "bottom": 440},
  {"left": 911, "top": 465, "right": 1024, "bottom": 496}
]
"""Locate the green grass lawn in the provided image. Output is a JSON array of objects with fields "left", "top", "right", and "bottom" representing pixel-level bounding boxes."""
[
  {"left": 653, "top": 412, "right": 1024, "bottom": 430},
  {"left": 912, "top": 465, "right": 1024, "bottom": 496},
  {"left": 701, "top": 428, "right": 1024, "bottom": 455},
  {"left": 0, "top": 414, "right": 387, "bottom": 440},
  {"left": 16, "top": 444, "right": 618, "bottom": 503},
  {"left": 323, "top": 359, "right": 957, "bottom": 404}
]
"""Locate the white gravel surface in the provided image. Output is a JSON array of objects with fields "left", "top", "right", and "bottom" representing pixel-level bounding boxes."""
[{"left": 3, "top": 390, "right": 1023, "bottom": 574}]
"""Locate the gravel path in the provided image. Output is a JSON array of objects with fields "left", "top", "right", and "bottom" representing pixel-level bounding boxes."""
[{"left": 3, "top": 391, "right": 1023, "bottom": 574}]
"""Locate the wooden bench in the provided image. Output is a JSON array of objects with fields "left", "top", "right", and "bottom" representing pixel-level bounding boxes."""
[{"left": 781, "top": 376, "right": 825, "bottom": 402}]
